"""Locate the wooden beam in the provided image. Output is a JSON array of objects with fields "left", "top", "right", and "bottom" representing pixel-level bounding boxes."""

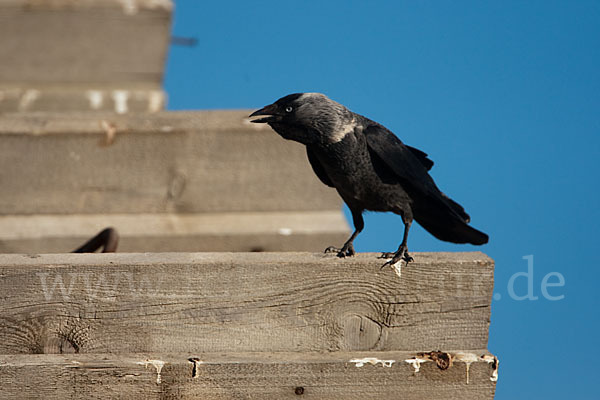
[
  {"left": 0, "top": 111, "right": 342, "bottom": 214},
  {"left": 0, "top": 211, "right": 350, "bottom": 253},
  {"left": 0, "top": 0, "right": 172, "bottom": 86},
  {"left": 0, "top": 252, "right": 493, "bottom": 354},
  {"left": 0, "top": 351, "right": 498, "bottom": 399}
]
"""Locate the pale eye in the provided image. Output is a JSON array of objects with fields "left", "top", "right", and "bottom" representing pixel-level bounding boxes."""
[{"left": 285, "top": 106, "right": 293, "bottom": 113}]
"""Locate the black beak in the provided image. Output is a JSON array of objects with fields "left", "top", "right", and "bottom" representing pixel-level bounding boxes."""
[{"left": 249, "top": 103, "right": 278, "bottom": 123}]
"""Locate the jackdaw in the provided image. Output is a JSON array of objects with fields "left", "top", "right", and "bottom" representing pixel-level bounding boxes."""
[{"left": 250, "top": 93, "right": 488, "bottom": 266}]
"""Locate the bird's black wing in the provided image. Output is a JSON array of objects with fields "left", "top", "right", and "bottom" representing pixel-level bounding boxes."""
[
  {"left": 363, "top": 119, "right": 487, "bottom": 244},
  {"left": 362, "top": 120, "right": 439, "bottom": 196},
  {"left": 406, "top": 145, "right": 434, "bottom": 171},
  {"left": 306, "top": 147, "right": 335, "bottom": 187},
  {"left": 363, "top": 120, "right": 472, "bottom": 222}
]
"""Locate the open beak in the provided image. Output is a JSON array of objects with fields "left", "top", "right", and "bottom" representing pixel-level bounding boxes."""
[{"left": 249, "top": 103, "right": 278, "bottom": 123}]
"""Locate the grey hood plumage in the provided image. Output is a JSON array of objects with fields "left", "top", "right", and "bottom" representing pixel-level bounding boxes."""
[{"left": 250, "top": 93, "right": 358, "bottom": 145}]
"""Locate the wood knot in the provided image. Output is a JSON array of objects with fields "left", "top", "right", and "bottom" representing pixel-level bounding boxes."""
[
  {"left": 9, "top": 316, "right": 92, "bottom": 354},
  {"left": 341, "top": 314, "right": 382, "bottom": 350}
]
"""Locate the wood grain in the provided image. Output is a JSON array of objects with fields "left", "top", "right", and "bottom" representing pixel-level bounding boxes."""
[
  {"left": 0, "top": 351, "right": 497, "bottom": 399},
  {"left": 0, "top": 252, "right": 494, "bottom": 354}
]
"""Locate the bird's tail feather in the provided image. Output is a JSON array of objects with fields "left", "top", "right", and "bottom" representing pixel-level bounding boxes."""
[
  {"left": 441, "top": 192, "right": 471, "bottom": 223},
  {"left": 414, "top": 195, "right": 488, "bottom": 245}
]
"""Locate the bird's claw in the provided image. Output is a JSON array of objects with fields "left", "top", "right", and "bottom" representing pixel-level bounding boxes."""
[
  {"left": 324, "top": 245, "right": 355, "bottom": 258},
  {"left": 379, "top": 247, "right": 413, "bottom": 269}
]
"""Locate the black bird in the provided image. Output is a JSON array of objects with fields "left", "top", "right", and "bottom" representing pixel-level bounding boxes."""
[{"left": 250, "top": 93, "right": 488, "bottom": 266}]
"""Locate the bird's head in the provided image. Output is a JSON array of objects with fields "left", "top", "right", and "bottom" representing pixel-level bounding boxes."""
[{"left": 249, "top": 93, "right": 355, "bottom": 145}]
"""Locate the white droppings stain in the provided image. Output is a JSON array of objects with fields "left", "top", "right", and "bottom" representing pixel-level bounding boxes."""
[
  {"left": 350, "top": 357, "right": 395, "bottom": 368},
  {"left": 148, "top": 91, "right": 164, "bottom": 112},
  {"left": 151, "top": 0, "right": 173, "bottom": 9},
  {"left": 482, "top": 355, "right": 499, "bottom": 382},
  {"left": 120, "top": 0, "right": 138, "bottom": 15},
  {"left": 405, "top": 357, "right": 429, "bottom": 373},
  {"left": 160, "top": 126, "right": 174, "bottom": 132},
  {"left": 112, "top": 90, "right": 129, "bottom": 114},
  {"left": 136, "top": 359, "right": 165, "bottom": 384},
  {"left": 86, "top": 90, "right": 104, "bottom": 110},
  {"left": 392, "top": 259, "right": 404, "bottom": 279},
  {"left": 120, "top": 0, "right": 172, "bottom": 15},
  {"left": 277, "top": 227, "right": 293, "bottom": 236},
  {"left": 455, "top": 352, "right": 478, "bottom": 384},
  {"left": 19, "top": 89, "right": 40, "bottom": 111}
]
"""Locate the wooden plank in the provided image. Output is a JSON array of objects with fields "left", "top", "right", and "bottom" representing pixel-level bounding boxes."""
[
  {"left": 0, "top": 0, "right": 171, "bottom": 86},
  {"left": 0, "top": 211, "right": 350, "bottom": 253},
  {"left": 0, "top": 87, "right": 166, "bottom": 113},
  {"left": 0, "top": 252, "right": 494, "bottom": 354},
  {"left": 0, "top": 111, "right": 342, "bottom": 214},
  {"left": 0, "top": 351, "right": 498, "bottom": 399}
]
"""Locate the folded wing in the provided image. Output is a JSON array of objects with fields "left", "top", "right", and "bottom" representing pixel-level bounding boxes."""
[{"left": 362, "top": 120, "right": 488, "bottom": 245}]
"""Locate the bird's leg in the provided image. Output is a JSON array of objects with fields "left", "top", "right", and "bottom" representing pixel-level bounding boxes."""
[
  {"left": 325, "top": 232, "right": 357, "bottom": 257},
  {"left": 324, "top": 208, "right": 364, "bottom": 258},
  {"left": 380, "top": 220, "right": 413, "bottom": 268}
]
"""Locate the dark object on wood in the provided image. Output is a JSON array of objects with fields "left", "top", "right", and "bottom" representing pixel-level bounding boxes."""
[{"left": 72, "top": 227, "right": 119, "bottom": 253}]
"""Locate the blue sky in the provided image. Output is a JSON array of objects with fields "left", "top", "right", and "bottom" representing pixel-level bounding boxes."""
[{"left": 165, "top": 1, "right": 599, "bottom": 397}]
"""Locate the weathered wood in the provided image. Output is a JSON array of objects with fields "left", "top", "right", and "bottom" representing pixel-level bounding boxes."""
[
  {"left": 0, "top": 351, "right": 498, "bottom": 399},
  {"left": 0, "top": 252, "right": 493, "bottom": 354},
  {"left": 0, "top": 111, "right": 342, "bottom": 214},
  {"left": 0, "top": 87, "right": 166, "bottom": 113},
  {"left": 0, "top": 211, "right": 350, "bottom": 253},
  {"left": 0, "top": 0, "right": 171, "bottom": 86}
]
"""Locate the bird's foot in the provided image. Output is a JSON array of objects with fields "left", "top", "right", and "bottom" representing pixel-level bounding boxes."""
[
  {"left": 380, "top": 246, "right": 413, "bottom": 269},
  {"left": 324, "top": 244, "right": 355, "bottom": 258}
]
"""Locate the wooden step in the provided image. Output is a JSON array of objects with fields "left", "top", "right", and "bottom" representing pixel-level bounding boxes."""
[
  {"left": 0, "top": 252, "right": 493, "bottom": 354},
  {"left": 0, "top": 351, "right": 498, "bottom": 399},
  {"left": 0, "top": 0, "right": 171, "bottom": 87},
  {"left": 0, "top": 252, "right": 497, "bottom": 398},
  {"left": 0, "top": 111, "right": 342, "bottom": 214},
  {"left": 0, "top": 211, "right": 350, "bottom": 253},
  {"left": 0, "top": 87, "right": 166, "bottom": 113}
]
